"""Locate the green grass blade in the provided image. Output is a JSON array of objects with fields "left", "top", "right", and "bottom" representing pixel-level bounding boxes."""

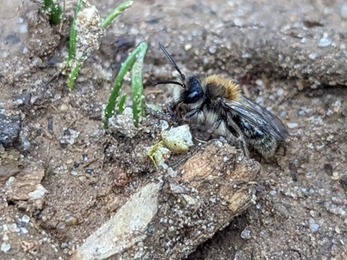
[
  {"left": 101, "top": 1, "right": 133, "bottom": 29},
  {"left": 118, "top": 93, "right": 127, "bottom": 113},
  {"left": 104, "top": 42, "right": 148, "bottom": 128},
  {"left": 68, "top": 0, "right": 84, "bottom": 61},
  {"left": 131, "top": 43, "right": 147, "bottom": 127},
  {"left": 41, "top": 0, "right": 63, "bottom": 25},
  {"left": 67, "top": 59, "right": 82, "bottom": 90}
]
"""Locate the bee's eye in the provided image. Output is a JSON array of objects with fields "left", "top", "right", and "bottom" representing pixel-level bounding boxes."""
[
  {"left": 183, "top": 90, "right": 201, "bottom": 103},
  {"left": 188, "top": 91, "right": 199, "bottom": 100}
]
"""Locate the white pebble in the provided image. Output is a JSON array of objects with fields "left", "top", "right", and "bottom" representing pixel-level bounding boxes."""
[
  {"left": 240, "top": 229, "right": 252, "bottom": 239},
  {"left": 22, "top": 214, "right": 30, "bottom": 224},
  {"left": 269, "top": 190, "right": 277, "bottom": 196},
  {"left": 255, "top": 96, "right": 264, "bottom": 105},
  {"left": 287, "top": 122, "right": 298, "bottom": 129},
  {"left": 208, "top": 45, "right": 217, "bottom": 54},
  {"left": 309, "top": 223, "right": 320, "bottom": 232},
  {"left": 184, "top": 44, "right": 192, "bottom": 51},
  {"left": 167, "top": 167, "right": 177, "bottom": 178},
  {"left": 309, "top": 52, "right": 317, "bottom": 60},
  {"left": 318, "top": 37, "right": 332, "bottom": 47},
  {"left": 276, "top": 88, "right": 284, "bottom": 96},
  {"left": 255, "top": 79, "right": 264, "bottom": 87},
  {"left": 9, "top": 223, "right": 20, "bottom": 233},
  {"left": 29, "top": 185, "right": 48, "bottom": 200},
  {"left": 1, "top": 243, "right": 11, "bottom": 253}
]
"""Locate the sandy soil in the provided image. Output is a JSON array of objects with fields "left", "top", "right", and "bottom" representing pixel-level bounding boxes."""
[{"left": 1, "top": 0, "right": 347, "bottom": 259}]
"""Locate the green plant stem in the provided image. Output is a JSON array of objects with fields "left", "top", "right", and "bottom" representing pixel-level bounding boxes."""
[
  {"left": 104, "top": 42, "right": 148, "bottom": 128},
  {"left": 67, "top": 56, "right": 85, "bottom": 90},
  {"left": 101, "top": 1, "right": 133, "bottom": 29},
  {"left": 131, "top": 45, "right": 147, "bottom": 127},
  {"left": 118, "top": 94, "right": 127, "bottom": 113},
  {"left": 68, "top": 0, "right": 84, "bottom": 61},
  {"left": 41, "top": 0, "right": 63, "bottom": 25}
]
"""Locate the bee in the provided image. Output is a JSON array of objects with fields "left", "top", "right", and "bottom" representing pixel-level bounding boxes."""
[{"left": 156, "top": 43, "right": 289, "bottom": 158}]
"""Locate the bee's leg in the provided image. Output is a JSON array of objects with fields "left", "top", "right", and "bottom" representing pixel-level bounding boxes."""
[
  {"left": 185, "top": 108, "right": 201, "bottom": 118},
  {"left": 208, "top": 118, "right": 248, "bottom": 157},
  {"left": 165, "top": 101, "right": 176, "bottom": 117},
  {"left": 146, "top": 105, "right": 173, "bottom": 122},
  {"left": 225, "top": 116, "right": 250, "bottom": 158}
]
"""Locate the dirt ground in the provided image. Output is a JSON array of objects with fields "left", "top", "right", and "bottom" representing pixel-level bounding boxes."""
[{"left": 1, "top": 0, "right": 347, "bottom": 259}]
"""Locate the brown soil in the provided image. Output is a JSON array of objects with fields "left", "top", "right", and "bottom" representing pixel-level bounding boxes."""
[{"left": 1, "top": 0, "right": 347, "bottom": 259}]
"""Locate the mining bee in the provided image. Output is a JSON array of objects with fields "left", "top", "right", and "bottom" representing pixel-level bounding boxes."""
[{"left": 156, "top": 43, "right": 289, "bottom": 158}]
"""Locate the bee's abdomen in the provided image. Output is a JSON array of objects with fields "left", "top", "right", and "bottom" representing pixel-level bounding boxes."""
[{"left": 239, "top": 119, "right": 278, "bottom": 157}]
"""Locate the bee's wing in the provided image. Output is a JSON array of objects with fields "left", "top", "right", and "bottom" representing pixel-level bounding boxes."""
[
  {"left": 242, "top": 96, "right": 290, "bottom": 138},
  {"left": 222, "top": 96, "right": 289, "bottom": 140}
]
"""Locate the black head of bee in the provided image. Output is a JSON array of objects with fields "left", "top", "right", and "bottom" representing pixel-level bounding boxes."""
[
  {"left": 183, "top": 76, "right": 204, "bottom": 103},
  {"left": 156, "top": 43, "right": 205, "bottom": 104}
]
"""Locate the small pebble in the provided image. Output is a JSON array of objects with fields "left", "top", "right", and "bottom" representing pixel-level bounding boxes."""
[
  {"left": 276, "top": 88, "right": 284, "bottom": 96},
  {"left": 161, "top": 125, "right": 193, "bottom": 154},
  {"left": 306, "top": 172, "right": 314, "bottom": 179},
  {"left": 85, "top": 168, "right": 94, "bottom": 174},
  {"left": 21, "top": 140, "right": 31, "bottom": 151},
  {"left": 19, "top": 24, "right": 28, "bottom": 34},
  {"left": 59, "top": 103, "right": 69, "bottom": 112},
  {"left": 184, "top": 43, "right": 192, "bottom": 51},
  {"left": 335, "top": 225, "right": 341, "bottom": 234},
  {"left": 240, "top": 229, "right": 252, "bottom": 239},
  {"left": 279, "top": 110, "right": 287, "bottom": 118},
  {"left": 1, "top": 243, "right": 11, "bottom": 253},
  {"left": 167, "top": 167, "right": 177, "bottom": 178},
  {"left": 2, "top": 235, "right": 9, "bottom": 243},
  {"left": 9, "top": 223, "right": 20, "bottom": 233},
  {"left": 65, "top": 215, "right": 78, "bottom": 226},
  {"left": 269, "top": 190, "right": 277, "bottom": 196},
  {"left": 255, "top": 79, "right": 264, "bottom": 87},
  {"left": 13, "top": 91, "right": 31, "bottom": 106},
  {"left": 255, "top": 96, "right": 264, "bottom": 105},
  {"left": 29, "top": 185, "right": 48, "bottom": 200},
  {"left": 59, "top": 129, "right": 80, "bottom": 146},
  {"left": 21, "top": 214, "right": 30, "bottom": 224},
  {"left": 233, "top": 18, "right": 244, "bottom": 26},
  {"left": 297, "top": 108, "right": 306, "bottom": 116},
  {"left": 308, "top": 52, "right": 317, "bottom": 60},
  {"left": 331, "top": 171, "right": 340, "bottom": 181},
  {"left": 287, "top": 122, "right": 298, "bottom": 129},
  {"left": 208, "top": 45, "right": 217, "bottom": 54},
  {"left": 318, "top": 36, "right": 332, "bottom": 47},
  {"left": 309, "top": 223, "right": 320, "bottom": 232},
  {"left": 57, "top": 222, "right": 66, "bottom": 231}
]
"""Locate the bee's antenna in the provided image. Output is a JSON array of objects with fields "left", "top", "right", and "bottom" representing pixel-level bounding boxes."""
[
  {"left": 158, "top": 43, "right": 186, "bottom": 83},
  {"left": 155, "top": 80, "right": 184, "bottom": 87}
]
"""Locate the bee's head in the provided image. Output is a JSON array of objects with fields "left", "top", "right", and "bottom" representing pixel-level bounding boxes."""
[
  {"left": 156, "top": 43, "right": 204, "bottom": 104},
  {"left": 183, "top": 76, "right": 204, "bottom": 103}
]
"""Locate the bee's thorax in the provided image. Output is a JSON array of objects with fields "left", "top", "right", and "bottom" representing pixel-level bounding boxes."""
[{"left": 202, "top": 75, "right": 241, "bottom": 101}]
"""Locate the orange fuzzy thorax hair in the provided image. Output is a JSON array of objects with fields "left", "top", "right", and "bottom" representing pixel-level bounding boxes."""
[{"left": 202, "top": 74, "right": 241, "bottom": 101}]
